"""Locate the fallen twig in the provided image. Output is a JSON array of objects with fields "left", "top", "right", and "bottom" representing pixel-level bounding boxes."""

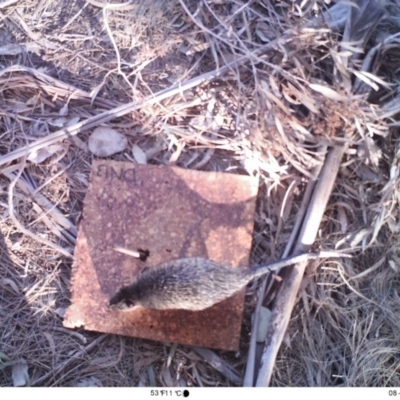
[
  {"left": 255, "top": 144, "right": 348, "bottom": 386},
  {"left": 6, "top": 161, "right": 73, "bottom": 259},
  {"left": 193, "top": 347, "right": 242, "bottom": 385},
  {"left": 0, "top": 37, "right": 293, "bottom": 167},
  {"left": 31, "top": 334, "right": 108, "bottom": 386}
]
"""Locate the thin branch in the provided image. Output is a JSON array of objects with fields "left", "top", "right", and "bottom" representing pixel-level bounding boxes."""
[
  {"left": 255, "top": 144, "right": 348, "bottom": 386},
  {"left": 31, "top": 334, "right": 108, "bottom": 386},
  {"left": 0, "top": 37, "right": 292, "bottom": 167},
  {"left": 7, "top": 162, "right": 73, "bottom": 259}
]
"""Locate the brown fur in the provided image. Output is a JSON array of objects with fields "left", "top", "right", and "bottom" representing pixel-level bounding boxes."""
[{"left": 109, "top": 252, "right": 346, "bottom": 311}]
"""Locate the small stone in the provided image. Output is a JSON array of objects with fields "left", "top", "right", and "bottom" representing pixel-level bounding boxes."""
[{"left": 88, "top": 127, "right": 127, "bottom": 157}]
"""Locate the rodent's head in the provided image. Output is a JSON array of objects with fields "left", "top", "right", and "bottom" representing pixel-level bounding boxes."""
[{"left": 109, "top": 286, "right": 142, "bottom": 312}]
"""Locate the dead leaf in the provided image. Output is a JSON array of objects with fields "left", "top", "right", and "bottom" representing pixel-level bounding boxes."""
[
  {"left": 361, "top": 136, "right": 382, "bottom": 167},
  {"left": 169, "top": 142, "right": 184, "bottom": 164},
  {"left": 184, "top": 36, "right": 210, "bottom": 55},
  {"left": 256, "top": 21, "right": 275, "bottom": 42},
  {"left": 261, "top": 81, "right": 291, "bottom": 115},
  {"left": 161, "top": 365, "right": 175, "bottom": 386},
  {"left": 12, "top": 358, "right": 29, "bottom": 387},
  {"left": 138, "top": 374, "right": 147, "bottom": 386},
  {"left": 132, "top": 144, "right": 147, "bottom": 164},
  {"left": 268, "top": 75, "right": 281, "bottom": 98},
  {"left": 287, "top": 82, "right": 319, "bottom": 114},
  {"left": 134, "top": 355, "right": 162, "bottom": 370},
  {"left": 59, "top": 103, "right": 68, "bottom": 116},
  {"left": 336, "top": 228, "right": 371, "bottom": 249},
  {"left": 337, "top": 205, "right": 348, "bottom": 233},
  {"left": 389, "top": 260, "right": 400, "bottom": 273},
  {"left": 0, "top": 352, "right": 10, "bottom": 363},
  {"left": 43, "top": 332, "right": 56, "bottom": 355},
  {"left": 76, "top": 376, "right": 103, "bottom": 387},
  {"left": 49, "top": 117, "right": 68, "bottom": 128},
  {"left": 355, "top": 164, "right": 382, "bottom": 183},
  {"left": 0, "top": 352, "right": 12, "bottom": 371},
  {"left": 0, "top": 278, "right": 19, "bottom": 294},
  {"left": 309, "top": 84, "right": 347, "bottom": 101},
  {"left": 90, "top": 82, "right": 106, "bottom": 104},
  {"left": 26, "top": 95, "right": 40, "bottom": 106},
  {"left": 55, "top": 307, "right": 66, "bottom": 318},
  {"left": 147, "top": 366, "right": 157, "bottom": 386},
  {"left": 66, "top": 117, "right": 80, "bottom": 127},
  {"left": 185, "top": 41, "right": 210, "bottom": 55},
  {"left": 28, "top": 144, "right": 63, "bottom": 164},
  {"left": 0, "top": 44, "right": 20, "bottom": 55}
]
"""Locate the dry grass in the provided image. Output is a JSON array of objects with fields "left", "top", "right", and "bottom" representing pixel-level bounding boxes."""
[{"left": 0, "top": 0, "right": 400, "bottom": 387}]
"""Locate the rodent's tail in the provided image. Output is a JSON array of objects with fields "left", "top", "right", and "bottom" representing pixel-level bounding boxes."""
[{"left": 247, "top": 251, "right": 351, "bottom": 278}]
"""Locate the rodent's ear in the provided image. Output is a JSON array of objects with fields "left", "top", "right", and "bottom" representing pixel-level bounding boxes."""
[
  {"left": 109, "top": 290, "right": 124, "bottom": 306},
  {"left": 109, "top": 285, "right": 137, "bottom": 307}
]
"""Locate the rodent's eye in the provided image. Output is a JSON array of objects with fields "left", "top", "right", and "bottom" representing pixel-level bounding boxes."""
[{"left": 116, "top": 302, "right": 128, "bottom": 310}]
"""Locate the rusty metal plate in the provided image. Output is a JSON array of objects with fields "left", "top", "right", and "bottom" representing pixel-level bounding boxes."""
[{"left": 64, "top": 160, "right": 258, "bottom": 350}]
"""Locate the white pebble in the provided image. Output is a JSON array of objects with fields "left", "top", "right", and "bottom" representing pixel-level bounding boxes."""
[{"left": 88, "top": 127, "right": 127, "bottom": 157}]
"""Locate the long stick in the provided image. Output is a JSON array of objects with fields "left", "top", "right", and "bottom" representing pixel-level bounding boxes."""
[
  {"left": 0, "top": 38, "right": 291, "bottom": 167},
  {"left": 255, "top": 144, "right": 347, "bottom": 386},
  {"left": 244, "top": 145, "right": 327, "bottom": 386}
]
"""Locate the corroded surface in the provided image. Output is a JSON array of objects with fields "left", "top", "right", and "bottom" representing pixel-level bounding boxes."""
[{"left": 64, "top": 160, "right": 258, "bottom": 350}]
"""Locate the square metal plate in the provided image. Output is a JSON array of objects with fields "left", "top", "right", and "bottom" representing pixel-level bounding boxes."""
[{"left": 64, "top": 160, "right": 258, "bottom": 350}]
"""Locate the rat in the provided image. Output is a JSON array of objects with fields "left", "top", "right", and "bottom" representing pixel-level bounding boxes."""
[{"left": 109, "top": 250, "right": 349, "bottom": 312}]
